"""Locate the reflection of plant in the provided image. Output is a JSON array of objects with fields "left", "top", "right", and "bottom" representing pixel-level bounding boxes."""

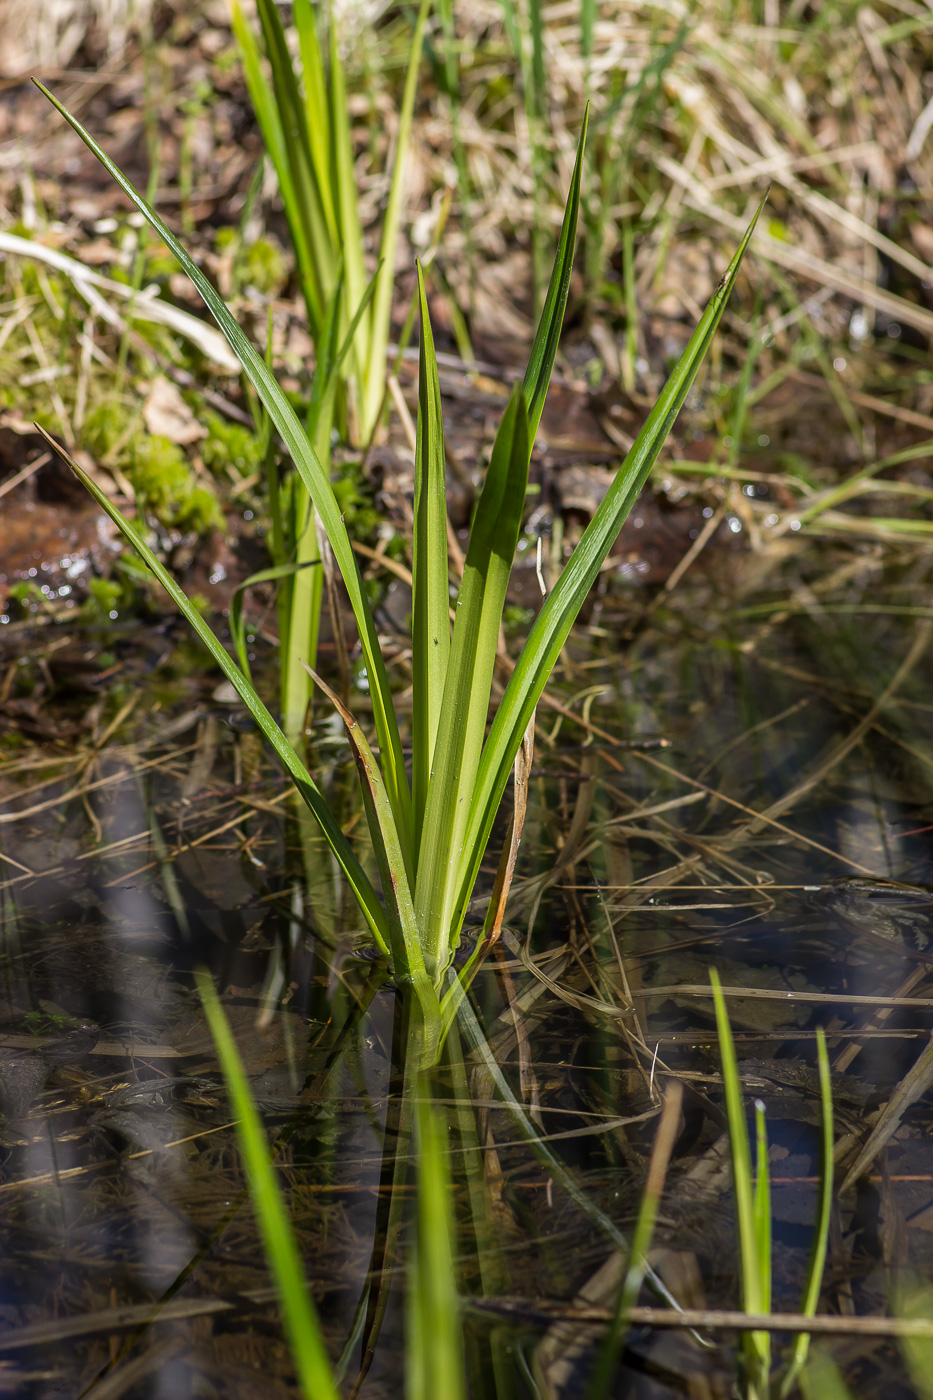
[
  {"left": 198, "top": 972, "right": 464, "bottom": 1400},
  {"left": 39, "top": 81, "right": 760, "bottom": 1064}
]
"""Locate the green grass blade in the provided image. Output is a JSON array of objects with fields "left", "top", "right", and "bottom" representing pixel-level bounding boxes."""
[
  {"left": 415, "top": 387, "right": 530, "bottom": 972},
  {"left": 38, "top": 426, "right": 390, "bottom": 952},
  {"left": 361, "top": 0, "right": 431, "bottom": 439},
  {"left": 711, "top": 972, "right": 757, "bottom": 1308},
  {"left": 753, "top": 1099, "right": 772, "bottom": 1317},
  {"left": 712, "top": 970, "right": 771, "bottom": 1386},
  {"left": 780, "top": 1028, "right": 834, "bottom": 1395},
  {"left": 35, "top": 81, "right": 414, "bottom": 864},
  {"left": 255, "top": 0, "right": 336, "bottom": 311},
  {"left": 306, "top": 261, "right": 383, "bottom": 446},
  {"left": 451, "top": 198, "right": 764, "bottom": 937},
  {"left": 195, "top": 970, "right": 339, "bottom": 1400},
  {"left": 581, "top": 0, "right": 596, "bottom": 59},
  {"left": 408, "top": 1084, "right": 465, "bottom": 1400},
  {"left": 411, "top": 266, "right": 451, "bottom": 855},
  {"left": 292, "top": 0, "right": 337, "bottom": 241},
  {"left": 522, "top": 108, "right": 588, "bottom": 442}
]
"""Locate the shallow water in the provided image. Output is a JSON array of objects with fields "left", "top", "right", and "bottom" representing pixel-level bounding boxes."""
[{"left": 1, "top": 537, "right": 933, "bottom": 1398}]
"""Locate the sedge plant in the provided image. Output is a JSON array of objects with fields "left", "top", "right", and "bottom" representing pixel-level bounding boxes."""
[{"left": 36, "top": 79, "right": 762, "bottom": 1064}]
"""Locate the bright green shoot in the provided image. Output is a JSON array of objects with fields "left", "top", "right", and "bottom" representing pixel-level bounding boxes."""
[
  {"left": 38, "top": 82, "right": 761, "bottom": 1046},
  {"left": 711, "top": 972, "right": 835, "bottom": 1400}
]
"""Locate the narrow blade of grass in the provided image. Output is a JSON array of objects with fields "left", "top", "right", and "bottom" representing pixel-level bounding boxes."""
[
  {"left": 585, "top": 1083, "right": 684, "bottom": 1400},
  {"left": 753, "top": 1098, "right": 772, "bottom": 1318},
  {"left": 522, "top": 107, "right": 589, "bottom": 441},
  {"left": 229, "top": 0, "right": 326, "bottom": 335},
  {"left": 411, "top": 265, "right": 451, "bottom": 854},
  {"left": 712, "top": 968, "right": 771, "bottom": 1387},
  {"left": 195, "top": 970, "right": 339, "bottom": 1400},
  {"left": 37, "top": 425, "right": 391, "bottom": 953},
  {"left": 302, "top": 664, "right": 440, "bottom": 1052}
]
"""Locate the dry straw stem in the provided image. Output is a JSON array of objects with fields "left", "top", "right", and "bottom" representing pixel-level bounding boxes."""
[{"left": 429, "top": 0, "right": 930, "bottom": 406}]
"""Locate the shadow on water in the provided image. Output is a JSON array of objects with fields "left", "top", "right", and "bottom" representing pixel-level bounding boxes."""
[{"left": 1, "top": 543, "right": 933, "bottom": 1397}]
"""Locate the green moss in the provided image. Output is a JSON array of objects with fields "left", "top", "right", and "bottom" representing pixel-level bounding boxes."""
[
  {"left": 146, "top": 242, "right": 182, "bottom": 280},
  {"left": 214, "top": 227, "right": 237, "bottom": 254},
  {"left": 84, "top": 577, "right": 124, "bottom": 621},
  {"left": 213, "top": 228, "right": 288, "bottom": 296},
  {"left": 241, "top": 236, "right": 288, "bottom": 295},
  {"left": 131, "top": 436, "right": 224, "bottom": 534},
  {"left": 202, "top": 412, "right": 263, "bottom": 476},
  {"left": 332, "top": 459, "right": 383, "bottom": 541},
  {"left": 82, "top": 400, "right": 136, "bottom": 459}
]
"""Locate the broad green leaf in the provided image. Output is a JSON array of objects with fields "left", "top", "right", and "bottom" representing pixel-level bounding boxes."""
[
  {"left": 411, "top": 265, "right": 451, "bottom": 855},
  {"left": 196, "top": 971, "right": 339, "bottom": 1400},
  {"left": 451, "top": 199, "right": 764, "bottom": 937},
  {"left": 37, "top": 425, "right": 390, "bottom": 956},
  {"left": 36, "top": 81, "right": 414, "bottom": 865},
  {"left": 415, "top": 387, "right": 529, "bottom": 970},
  {"left": 522, "top": 105, "right": 589, "bottom": 441}
]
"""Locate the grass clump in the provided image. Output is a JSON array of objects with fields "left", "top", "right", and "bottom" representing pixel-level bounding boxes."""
[{"left": 36, "top": 78, "right": 761, "bottom": 1064}]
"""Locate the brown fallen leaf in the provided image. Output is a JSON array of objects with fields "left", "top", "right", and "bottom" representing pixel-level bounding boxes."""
[{"left": 143, "top": 375, "right": 204, "bottom": 445}]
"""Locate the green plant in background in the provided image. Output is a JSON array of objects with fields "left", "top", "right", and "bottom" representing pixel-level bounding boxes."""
[
  {"left": 37, "top": 80, "right": 761, "bottom": 1065},
  {"left": 710, "top": 971, "right": 834, "bottom": 1400},
  {"left": 229, "top": 0, "right": 429, "bottom": 747},
  {"left": 230, "top": 0, "right": 428, "bottom": 447}
]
